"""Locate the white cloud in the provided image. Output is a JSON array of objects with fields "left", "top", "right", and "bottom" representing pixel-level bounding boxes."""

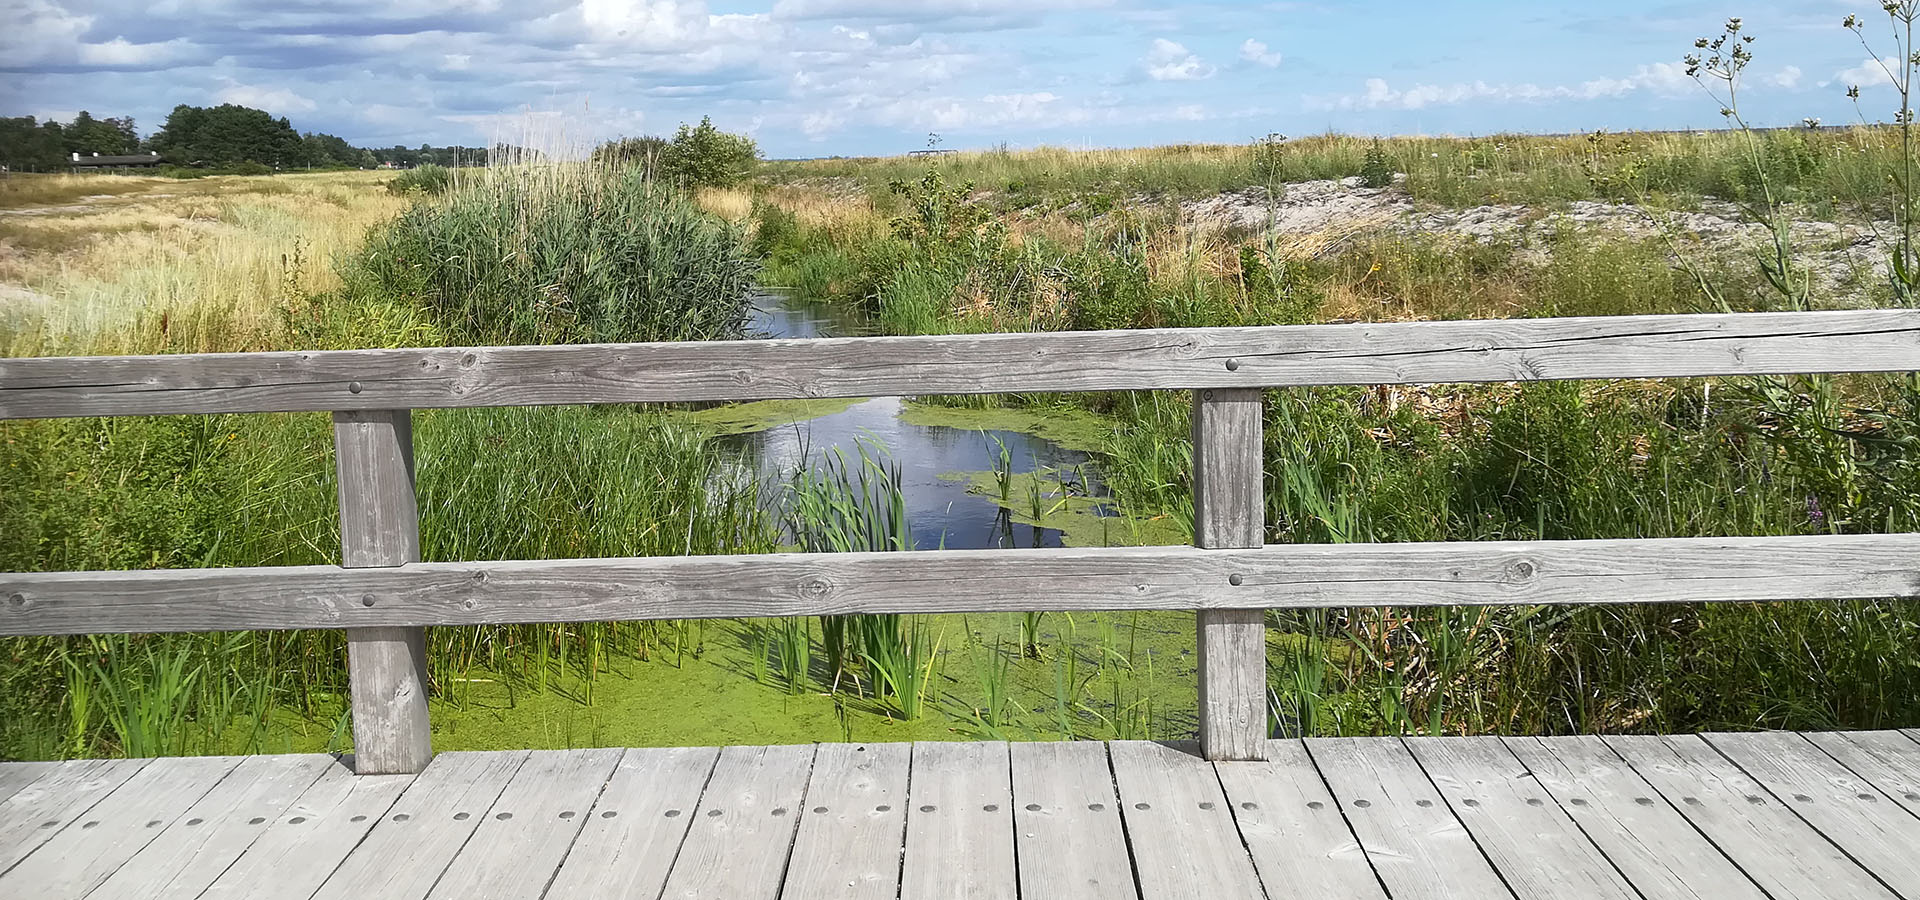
[
  {"left": 1835, "top": 56, "right": 1901, "bottom": 90},
  {"left": 1145, "top": 38, "right": 1214, "bottom": 81},
  {"left": 214, "top": 79, "right": 318, "bottom": 113},
  {"left": 1318, "top": 61, "right": 1699, "bottom": 112},
  {"left": 74, "top": 37, "right": 197, "bottom": 68},
  {"left": 1769, "top": 66, "right": 1803, "bottom": 90},
  {"left": 1239, "top": 38, "right": 1281, "bottom": 68}
]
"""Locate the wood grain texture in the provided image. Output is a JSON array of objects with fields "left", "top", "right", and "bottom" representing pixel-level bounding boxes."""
[
  {"left": 900, "top": 742, "right": 1015, "bottom": 900},
  {"left": 334, "top": 410, "right": 432, "bottom": 775},
  {"left": 199, "top": 761, "right": 416, "bottom": 900},
  {"left": 1801, "top": 730, "right": 1920, "bottom": 820},
  {"left": 1307, "top": 737, "right": 1515, "bottom": 900},
  {"left": 1109, "top": 740, "right": 1267, "bottom": 899},
  {"left": 1193, "top": 389, "right": 1268, "bottom": 762},
  {"left": 1605, "top": 734, "right": 1896, "bottom": 900},
  {"left": 1009, "top": 741, "right": 1136, "bottom": 900},
  {"left": 1511, "top": 736, "right": 1767, "bottom": 900},
  {"left": 1215, "top": 739, "right": 1386, "bottom": 900},
  {"left": 1405, "top": 736, "right": 1638, "bottom": 900},
  {"left": 0, "top": 762, "right": 54, "bottom": 807},
  {"left": 0, "top": 758, "right": 147, "bottom": 876},
  {"left": 13, "top": 532, "right": 1915, "bottom": 636},
  {"left": 85, "top": 754, "right": 336, "bottom": 900},
  {"left": 658, "top": 743, "right": 816, "bottom": 900},
  {"left": 781, "top": 743, "right": 911, "bottom": 900},
  {"left": 1704, "top": 730, "right": 1920, "bottom": 895},
  {"left": 310, "top": 750, "right": 528, "bottom": 900},
  {"left": 6, "top": 309, "right": 1917, "bottom": 419},
  {"left": 0, "top": 754, "right": 239, "bottom": 898},
  {"left": 544, "top": 746, "right": 721, "bottom": 900},
  {"left": 426, "top": 748, "right": 622, "bottom": 900}
]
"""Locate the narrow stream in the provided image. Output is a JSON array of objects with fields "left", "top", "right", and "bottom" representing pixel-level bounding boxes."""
[{"left": 731, "top": 290, "right": 1118, "bottom": 550}]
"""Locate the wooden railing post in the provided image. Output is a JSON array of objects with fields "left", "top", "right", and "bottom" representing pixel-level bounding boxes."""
[
  {"left": 333, "top": 409, "right": 432, "bottom": 775},
  {"left": 1192, "top": 388, "right": 1267, "bottom": 761}
]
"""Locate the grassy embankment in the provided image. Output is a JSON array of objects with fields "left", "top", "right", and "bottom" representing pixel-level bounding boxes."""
[{"left": 747, "top": 128, "right": 1920, "bottom": 737}]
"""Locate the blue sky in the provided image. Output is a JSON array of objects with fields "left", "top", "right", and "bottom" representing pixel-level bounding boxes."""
[{"left": 2, "top": 1, "right": 1910, "bottom": 157}]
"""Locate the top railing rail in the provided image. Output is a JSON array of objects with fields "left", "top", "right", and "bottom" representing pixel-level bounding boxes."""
[{"left": 4, "top": 309, "right": 1918, "bottom": 419}]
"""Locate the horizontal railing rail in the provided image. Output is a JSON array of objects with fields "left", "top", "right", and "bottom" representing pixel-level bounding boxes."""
[
  {"left": 2, "top": 309, "right": 1917, "bottom": 419},
  {"left": 4, "top": 535, "right": 1917, "bottom": 635},
  {"left": 4, "top": 308, "right": 1919, "bottom": 770}
]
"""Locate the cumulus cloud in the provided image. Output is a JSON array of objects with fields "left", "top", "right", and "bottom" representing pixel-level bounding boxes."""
[
  {"left": 1834, "top": 57, "right": 1901, "bottom": 90},
  {"left": 1145, "top": 39, "right": 1214, "bottom": 81},
  {"left": 1768, "top": 66, "right": 1803, "bottom": 90},
  {"left": 214, "top": 79, "right": 318, "bottom": 113},
  {"left": 1239, "top": 38, "right": 1281, "bottom": 68}
]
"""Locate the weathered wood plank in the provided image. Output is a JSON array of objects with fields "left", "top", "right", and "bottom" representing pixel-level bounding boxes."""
[
  {"left": 781, "top": 743, "right": 911, "bottom": 900},
  {"left": 85, "top": 754, "right": 336, "bottom": 900},
  {"left": 0, "top": 758, "right": 146, "bottom": 875},
  {"left": 426, "top": 748, "right": 623, "bottom": 900},
  {"left": 336, "top": 409, "right": 432, "bottom": 775},
  {"left": 9, "top": 532, "right": 1918, "bottom": 636},
  {"left": 1405, "top": 736, "right": 1638, "bottom": 899},
  {"left": 1193, "top": 388, "right": 1268, "bottom": 762},
  {"left": 544, "top": 746, "right": 721, "bottom": 900},
  {"left": 309, "top": 750, "right": 528, "bottom": 900},
  {"left": 0, "top": 754, "right": 239, "bottom": 897},
  {"left": 1306, "top": 737, "right": 1515, "bottom": 900},
  {"left": 1009, "top": 741, "right": 1136, "bottom": 900},
  {"left": 1705, "top": 731, "right": 1920, "bottom": 895},
  {"left": 1605, "top": 734, "right": 1897, "bottom": 900},
  {"left": 1802, "top": 730, "right": 1920, "bottom": 819},
  {"left": 198, "top": 760, "right": 416, "bottom": 900},
  {"left": 1108, "top": 740, "right": 1266, "bottom": 898},
  {"left": 658, "top": 743, "right": 816, "bottom": 900},
  {"left": 1215, "top": 739, "right": 1386, "bottom": 899},
  {"left": 0, "top": 762, "right": 55, "bottom": 807},
  {"left": 900, "top": 742, "right": 1015, "bottom": 900},
  {"left": 5, "top": 309, "right": 1917, "bottom": 419},
  {"left": 1511, "top": 736, "right": 1766, "bottom": 900}
]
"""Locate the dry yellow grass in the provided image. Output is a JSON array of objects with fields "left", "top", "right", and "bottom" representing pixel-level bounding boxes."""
[
  {"left": 694, "top": 187, "right": 753, "bottom": 222},
  {"left": 0, "top": 170, "right": 407, "bottom": 356}
]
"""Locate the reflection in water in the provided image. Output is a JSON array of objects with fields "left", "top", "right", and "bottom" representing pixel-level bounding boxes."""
[{"left": 735, "top": 291, "right": 1113, "bottom": 550}]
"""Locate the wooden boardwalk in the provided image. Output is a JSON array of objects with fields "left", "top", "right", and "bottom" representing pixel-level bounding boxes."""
[{"left": 5, "top": 733, "right": 1920, "bottom": 899}]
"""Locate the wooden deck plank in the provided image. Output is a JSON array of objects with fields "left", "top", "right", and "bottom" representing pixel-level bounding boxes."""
[
  {"left": 1306, "top": 737, "right": 1515, "bottom": 900},
  {"left": 0, "top": 762, "right": 56, "bottom": 807},
  {"left": 1405, "top": 736, "right": 1638, "bottom": 900},
  {"left": 781, "top": 743, "right": 911, "bottom": 900},
  {"left": 900, "top": 742, "right": 1015, "bottom": 900},
  {"left": 0, "top": 754, "right": 239, "bottom": 898},
  {"left": 309, "top": 750, "right": 529, "bottom": 900},
  {"left": 426, "top": 748, "right": 622, "bottom": 900},
  {"left": 0, "top": 758, "right": 147, "bottom": 875},
  {"left": 1802, "top": 730, "right": 1920, "bottom": 819},
  {"left": 1705, "top": 731, "right": 1920, "bottom": 895},
  {"left": 84, "top": 754, "right": 336, "bottom": 900},
  {"left": 198, "top": 760, "right": 416, "bottom": 900},
  {"left": 544, "top": 746, "right": 721, "bottom": 900},
  {"left": 1511, "top": 736, "right": 1768, "bottom": 900},
  {"left": 1009, "top": 741, "right": 1136, "bottom": 900},
  {"left": 658, "top": 743, "right": 816, "bottom": 900},
  {"left": 1215, "top": 739, "right": 1385, "bottom": 900},
  {"left": 1605, "top": 734, "right": 1897, "bottom": 900},
  {"left": 1109, "top": 740, "right": 1266, "bottom": 899}
]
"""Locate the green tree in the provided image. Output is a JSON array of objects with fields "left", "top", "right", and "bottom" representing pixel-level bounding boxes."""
[{"left": 658, "top": 117, "right": 758, "bottom": 187}]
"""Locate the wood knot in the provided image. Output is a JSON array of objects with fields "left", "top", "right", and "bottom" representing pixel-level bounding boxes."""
[
  {"left": 798, "top": 577, "right": 833, "bottom": 600},
  {"left": 461, "top": 353, "right": 478, "bottom": 368},
  {"left": 1506, "top": 560, "right": 1537, "bottom": 582},
  {"left": 5, "top": 592, "right": 25, "bottom": 609}
]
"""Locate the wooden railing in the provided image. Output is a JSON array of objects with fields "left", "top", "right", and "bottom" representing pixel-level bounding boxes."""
[{"left": 4, "top": 309, "right": 1919, "bottom": 772}]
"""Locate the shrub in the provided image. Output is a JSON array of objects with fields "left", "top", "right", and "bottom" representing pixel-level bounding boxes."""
[
  {"left": 387, "top": 164, "right": 451, "bottom": 195},
  {"left": 348, "top": 166, "right": 757, "bottom": 344},
  {"left": 1359, "top": 140, "right": 1394, "bottom": 188},
  {"left": 659, "top": 117, "right": 759, "bottom": 188}
]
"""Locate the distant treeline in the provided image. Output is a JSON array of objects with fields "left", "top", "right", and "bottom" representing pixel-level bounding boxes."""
[{"left": 0, "top": 104, "right": 517, "bottom": 173}]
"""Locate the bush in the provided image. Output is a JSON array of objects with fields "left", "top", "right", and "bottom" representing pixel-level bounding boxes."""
[
  {"left": 1360, "top": 140, "right": 1395, "bottom": 188},
  {"left": 387, "top": 164, "right": 451, "bottom": 195},
  {"left": 348, "top": 166, "right": 757, "bottom": 344},
  {"left": 659, "top": 117, "right": 758, "bottom": 188}
]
